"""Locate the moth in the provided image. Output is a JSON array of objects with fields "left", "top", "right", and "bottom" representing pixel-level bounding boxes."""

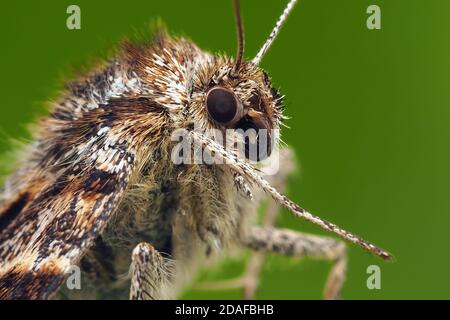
[{"left": 0, "top": 0, "right": 391, "bottom": 300}]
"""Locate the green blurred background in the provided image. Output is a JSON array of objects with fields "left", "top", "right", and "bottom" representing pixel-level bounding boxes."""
[{"left": 1, "top": 0, "right": 449, "bottom": 299}]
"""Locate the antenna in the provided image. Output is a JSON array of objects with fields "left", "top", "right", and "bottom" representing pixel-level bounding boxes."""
[
  {"left": 232, "top": 0, "right": 245, "bottom": 74},
  {"left": 252, "top": 0, "right": 298, "bottom": 66}
]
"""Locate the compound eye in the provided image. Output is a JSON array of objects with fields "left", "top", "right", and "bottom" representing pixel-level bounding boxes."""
[
  {"left": 236, "top": 117, "right": 273, "bottom": 162},
  {"left": 206, "top": 87, "right": 242, "bottom": 125}
]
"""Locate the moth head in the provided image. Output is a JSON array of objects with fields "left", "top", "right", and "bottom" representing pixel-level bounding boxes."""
[
  {"left": 190, "top": 0, "right": 295, "bottom": 161},
  {"left": 188, "top": 1, "right": 392, "bottom": 261},
  {"left": 195, "top": 59, "right": 282, "bottom": 161}
]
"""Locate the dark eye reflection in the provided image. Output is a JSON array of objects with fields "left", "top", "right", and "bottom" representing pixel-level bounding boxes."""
[
  {"left": 206, "top": 87, "right": 242, "bottom": 125},
  {"left": 236, "top": 117, "right": 272, "bottom": 162}
]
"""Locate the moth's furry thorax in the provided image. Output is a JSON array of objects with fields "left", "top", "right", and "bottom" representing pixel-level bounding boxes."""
[{"left": 0, "top": 31, "right": 286, "bottom": 299}]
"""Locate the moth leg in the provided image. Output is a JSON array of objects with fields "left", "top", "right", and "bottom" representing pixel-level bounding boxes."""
[
  {"left": 193, "top": 148, "right": 295, "bottom": 299},
  {"left": 129, "top": 242, "right": 171, "bottom": 300},
  {"left": 234, "top": 199, "right": 282, "bottom": 300},
  {"left": 239, "top": 148, "right": 295, "bottom": 299},
  {"left": 242, "top": 226, "right": 347, "bottom": 300}
]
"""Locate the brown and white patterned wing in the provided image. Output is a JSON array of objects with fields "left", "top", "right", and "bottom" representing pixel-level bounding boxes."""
[
  {"left": 0, "top": 97, "right": 167, "bottom": 299},
  {"left": 0, "top": 164, "right": 133, "bottom": 299}
]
